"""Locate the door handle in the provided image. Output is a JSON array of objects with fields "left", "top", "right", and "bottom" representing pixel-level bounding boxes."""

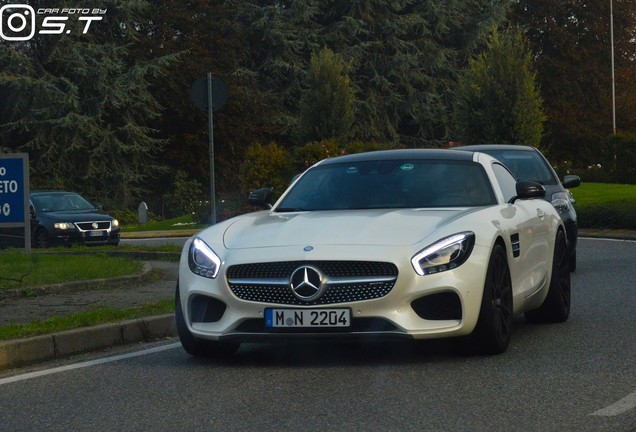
[{"left": 537, "top": 209, "right": 546, "bottom": 218}]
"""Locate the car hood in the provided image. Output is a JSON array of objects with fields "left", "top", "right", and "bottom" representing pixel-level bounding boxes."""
[
  {"left": 222, "top": 208, "right": 478, "bottom": 250},
  {"left": 40, "top": 211, "right": 113, "bottom": 222}
]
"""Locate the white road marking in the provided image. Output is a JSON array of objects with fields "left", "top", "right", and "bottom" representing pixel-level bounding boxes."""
[
  {"left": 591, "top": 390, "right": 636, "bottom": 417},
  {"left": 0, "top": 342, "right": 181, "bottom": 386},
  {"left": 580, "top": 236, "right": 636, "bottom": 243}
]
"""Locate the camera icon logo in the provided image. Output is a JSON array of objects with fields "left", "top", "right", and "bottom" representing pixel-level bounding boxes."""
[{"left": 0, "top": 4, "right": 36, "bottom": 41}]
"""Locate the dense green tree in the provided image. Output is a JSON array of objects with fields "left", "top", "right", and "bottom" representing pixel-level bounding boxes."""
[
  {"left": 510, "top": 0, "right": 636, "bottom": 166},
  {"left": 233, "top": 0, "right": 321, "bottom": 143},
  {"left": 319, "top": 0, "right": 512, "bottom": 146},
  {"left": 298, "top": 48, "right": 355, "bottom": 143},
  {"left": 229, "top": 1, "right": 512, "bottom": 147},
  {"left": 0, "top": 1, "right": 175, "bottom": 208},
  {"left": 454, "top": 26, "right": 546, "bottom": 146}
]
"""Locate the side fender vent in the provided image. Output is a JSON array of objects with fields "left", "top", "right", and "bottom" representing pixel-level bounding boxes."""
[{"left": 511, "top": 233, "right": 520, "bottom": 258}]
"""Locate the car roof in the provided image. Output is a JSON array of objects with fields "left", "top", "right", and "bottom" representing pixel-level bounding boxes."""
[
  {"left": 452, "top": 144, "right": 536, "bottom": 152},
  {"left": 318, "top": 148, "right": 475, "bottom": 166},
  {"left": 31, "top": 190, "right": 75, "bottom": 196}
]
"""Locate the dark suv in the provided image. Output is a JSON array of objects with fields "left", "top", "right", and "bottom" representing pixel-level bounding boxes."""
[
  {"left": 453, "top": 145, "right": 581, "bottom": 271},
  {"left": 30, "top": 190, "right": 120, "bottom": 248}
]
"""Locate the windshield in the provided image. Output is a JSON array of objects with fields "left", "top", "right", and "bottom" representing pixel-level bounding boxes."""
[
  {"left": 276, "top": 159, "right": 496, "bottom": 211},
  {"left": 481, "top": 150, "right": 557, "bottom": 185},
  {"left": 32, "top": 193, "right": 97, "bottom": 213}
]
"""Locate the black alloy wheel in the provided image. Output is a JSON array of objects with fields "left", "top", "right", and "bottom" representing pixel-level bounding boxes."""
[
  {"left": 525, "top": 229, "right": 571, "bottom": 323},
  {"left": 470, "top": 243, "right": 513, "bottom": 355},
  {"left": 34, "top": 228, "right": 50, "bottom": 249}
]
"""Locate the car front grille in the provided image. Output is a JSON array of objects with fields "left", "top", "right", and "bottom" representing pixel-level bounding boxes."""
[
  {"left": 227, "top": 261, "right": 398, "bottom": 306},
  {"left": 76, "top": 221, "right": 111, "bottom": 231}
]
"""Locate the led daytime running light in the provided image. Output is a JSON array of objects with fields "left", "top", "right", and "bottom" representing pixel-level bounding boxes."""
[
  {"left": 411, "top": 232, "right": 475, "bottom": 276},
  {"left": 189, "top": 237, "right": 221, "bottom": 279}
]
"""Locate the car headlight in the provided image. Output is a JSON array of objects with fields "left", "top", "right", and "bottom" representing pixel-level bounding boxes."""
[
  {"left": 188, "top": 237, "right": 222, "bottom": 279},
  {"left": 411, "top": 232, "right": 475, "bottom": 276},
  {"left": 54, "top": 222, "right": 76, "bottom": 230},
  {"left": 112, "top": 219, "right": 120, "bottom": 228},
  {"left": 551, "top": 192, "right": 571, "bottom": 216}
]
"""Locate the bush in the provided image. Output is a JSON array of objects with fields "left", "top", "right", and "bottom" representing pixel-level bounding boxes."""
[
  {"left": 291, "top": 139, "right": 396, "bottom": 172},
  {"left": 110, "top": 209, "right": 139, "bottom": 226},
  {"left": 576, "top": 200, "right": 636, "bottom": 229},
  {"left": 568, "top": 164, "right": 614, "bottom": 184},
  {"left": 292, "top": 139, "right": 344, "bottom": 171},
  {"left": 163, "top": 171, "right": 204, "bottom": 219},
  {"left": 110, "top": 208, "right": 160, "bottom": 226},
  {"left": 239, "top": 142, "right": 294, "bottom": 199},
  {"left": 607, "top": 133, "right": 636, "bottom": 184},
  {"left": 553, "top": 134, "right": 636, "bottom": 185}
]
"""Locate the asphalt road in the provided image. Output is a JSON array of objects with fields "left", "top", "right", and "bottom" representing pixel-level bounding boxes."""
[{"left": 0, "top": 238, "right": 634, "bottom": 432}]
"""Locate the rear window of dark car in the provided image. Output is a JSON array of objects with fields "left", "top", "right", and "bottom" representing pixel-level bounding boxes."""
[{"left": 480, "top": 150, "right": 557, "bottom": 185}]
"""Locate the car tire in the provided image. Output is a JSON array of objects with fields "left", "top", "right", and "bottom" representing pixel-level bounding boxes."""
[
  {"left": 175, "top": 284, "right": 239, "bottom": 359},
  {"left": 525, "top": 229, "right": 571, "bottom": 323},
  {"left": 468, "top": 243, "right": 513, "bottom": 355},
  {"left": 569, "top": 249, "right": 576, "bottom": 272},
  {"left": 34, "top": 228, "right": 50, "bottom": 248}
]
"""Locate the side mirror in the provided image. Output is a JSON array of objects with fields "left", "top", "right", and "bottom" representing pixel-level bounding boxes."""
[
  {"left": 562, "top": 175, "right": 581, "bottom": 189},
  {"left": 248, "top": 187, "right": 273, "bottom": 209},
  {"left": 509, "top": 181, "right": 546, "bottom": 204}
]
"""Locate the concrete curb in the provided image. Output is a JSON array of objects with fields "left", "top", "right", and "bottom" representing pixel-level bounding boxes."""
[
  {"left": 120, "top": 229, "right": 199, "bottom": 239},
  {"left": 0, "top": 314, "right": 176, "bottom": 371}
]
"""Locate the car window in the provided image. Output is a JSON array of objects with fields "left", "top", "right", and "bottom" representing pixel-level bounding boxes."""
[
  {"left": 492, "top": 163, "right": 517, "bottom": 202},
  {"left": 480, "top": 150, "right": 557, "bottom": 185},
  {"left": 276, "top": 159, "right": 497, "bottom": 211},
  {"left": 32, "top": 193, "right": 96, "bottom": 212}
]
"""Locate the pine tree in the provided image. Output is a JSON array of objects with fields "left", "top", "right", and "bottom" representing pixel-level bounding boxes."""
[
  {"left": 298, "top": 48, "right": 355, "bottom": 143},
  {"left": 454, "top": 26, "right": 546, "bottom": 146}
]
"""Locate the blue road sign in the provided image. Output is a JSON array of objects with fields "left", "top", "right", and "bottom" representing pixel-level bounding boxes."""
[
  {"left": 0, "top": 153, "right": 30, "bottom": 251},
  {"left": 0, "top": 156, "right": 26, "bottom": 224}
]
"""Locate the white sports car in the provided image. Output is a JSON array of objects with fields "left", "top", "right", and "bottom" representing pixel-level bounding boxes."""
[{"left": 176, "top": 149, "right": 571, "bottom": 356}]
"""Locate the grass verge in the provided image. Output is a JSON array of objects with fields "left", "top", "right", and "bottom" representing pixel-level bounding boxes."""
[
  {"left": 571, "top": 182, "right": 636, "bottom": 229},
  {"left": 0, "top": 251, "right": 143, "bottom": 290},
  {"left": 0, "top": 300, "right": 174, "bottom": 340}
]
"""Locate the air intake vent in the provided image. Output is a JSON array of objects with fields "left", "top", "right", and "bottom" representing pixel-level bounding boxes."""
[{"left": 411, "top": 292, "right": 462, "bottom": 320}]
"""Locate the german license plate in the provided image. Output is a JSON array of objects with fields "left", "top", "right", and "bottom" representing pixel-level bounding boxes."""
[
  {"left": 88, "top": 230, "right": 106, "bottom": 237},
  {"left": 265, "top": 308, "right": 351, "bottom": 328}
]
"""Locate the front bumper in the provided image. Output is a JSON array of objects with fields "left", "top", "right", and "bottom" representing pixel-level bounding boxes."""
[
  {"left": 177, "top": 241, "right": 491, "bottom": 343},
  {"left": 51, "top": 228, "right": 120, "bottom": 246}
]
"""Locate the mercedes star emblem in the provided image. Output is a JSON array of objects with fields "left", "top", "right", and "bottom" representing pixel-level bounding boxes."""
[{"left": 289, "top": 266, "right": 326, "bottom": 301}]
